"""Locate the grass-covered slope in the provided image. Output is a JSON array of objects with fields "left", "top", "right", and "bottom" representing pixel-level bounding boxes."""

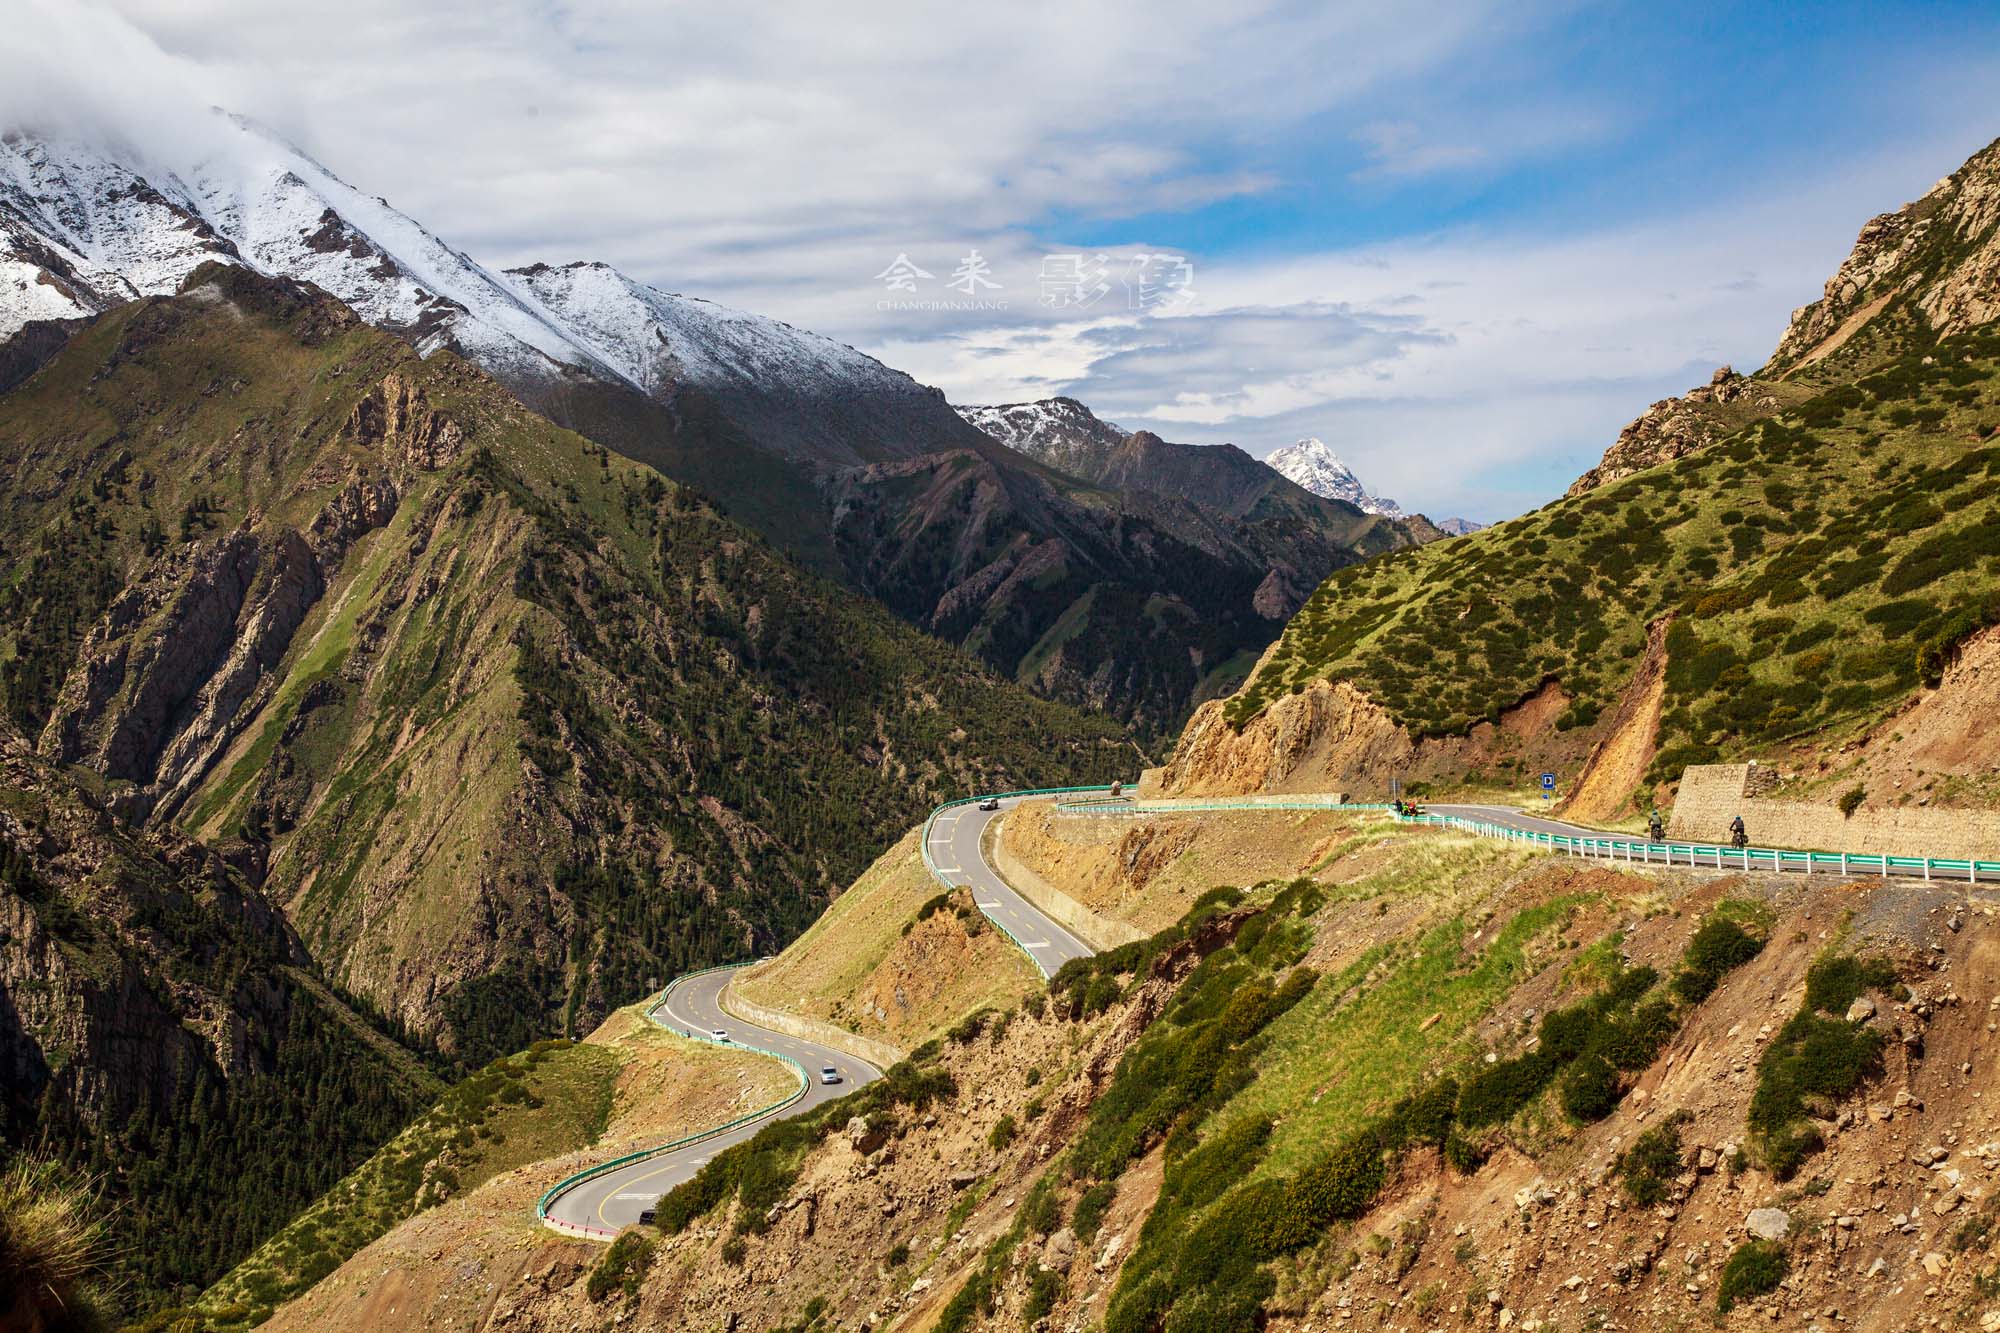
[
  {"left": 0, "top": 265, "right": 1129, "bottom": 1061},
  {"left": 1224, "top": 323, "right": 2000, "bottom": 795}
]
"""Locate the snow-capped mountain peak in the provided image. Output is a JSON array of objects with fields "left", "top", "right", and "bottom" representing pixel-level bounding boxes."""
[
  {"left": 1, "top": 115, "right": 615, "bottom": 386},
  {"left": 2, "top": 116, "right": 974, "bottom": 467},
  {"left": 1265, "top": 437, "right": 1405, "bottom": 519}
]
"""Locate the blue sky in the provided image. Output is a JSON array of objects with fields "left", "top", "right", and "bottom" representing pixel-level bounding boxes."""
[{"left": 19, "top": 0, "right": 2000, "bottom": 521}]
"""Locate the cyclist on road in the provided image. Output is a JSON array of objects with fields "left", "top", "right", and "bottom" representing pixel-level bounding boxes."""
[
  {"left": 1648, "top": 808, "right": 1665, "bottom": 841},
  {"left": 1729, "top": 814, "right": 1748, "bottom": 848}
]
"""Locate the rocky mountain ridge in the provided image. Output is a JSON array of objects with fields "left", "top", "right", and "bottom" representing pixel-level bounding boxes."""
[
  {"left": 1169, "top": 133, "right": 2000, "bottom": 822},
  {"left": 0, "top": 264, "right": 1126, "bottom": 1064},
  {"left": 1, "top": 120, "right": 1436, "bottom": 733},
  {"left": 1570, "top": 134, "right": 2000, "bottom": 496}
]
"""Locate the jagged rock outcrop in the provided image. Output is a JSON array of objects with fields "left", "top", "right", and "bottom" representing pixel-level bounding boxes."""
[
  {"left": 1566, "top": 367, "right": 1782, "bottom": 496},
  {"left": 1768, "top": 135, "right": 2000, "bottom": 371}
]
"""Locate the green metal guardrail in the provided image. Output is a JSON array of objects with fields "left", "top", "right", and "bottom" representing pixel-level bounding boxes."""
[
  {"left": 1049, "top": 794, "right": 1996, "bottom": 884},
  {"left": 1405, "top": 811, "right": 2000, "bottom": 883},
  {"left": 918, "top": 785, "right": 1118, "bottom": 977},
  {"left": 1051, "top": 795, "right": 1394, "bottom": 816},
  {"left": 534, "top": 963, "right": 810, "bottom": 1240}
]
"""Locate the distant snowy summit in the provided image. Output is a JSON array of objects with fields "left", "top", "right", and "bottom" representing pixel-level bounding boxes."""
[
  {"left": 1264, "top": 438, "right": 1405, "bottom": 518},
  {"left": 953, "top": 397, "right": 1130, "bottom": 477}
]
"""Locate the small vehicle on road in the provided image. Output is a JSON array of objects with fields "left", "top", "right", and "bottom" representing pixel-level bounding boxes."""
[
  {"left": 710, "top": 1028, "right": 729, "bottom": 1042},
  {"left": 639, "top": 1207, "right": 657, "bottom": 1225},
  {"left": 821, "top": 1065, "right": 841, "bottom": 1085},
  {"left": 978, "top": 797, "right": 1000, "bottom": 811}
]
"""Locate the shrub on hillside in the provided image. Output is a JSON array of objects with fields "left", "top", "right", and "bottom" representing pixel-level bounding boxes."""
[
  {"left": 1717, "top": 1239, "right": 1788, "bottom": 1312},
  {"left": 1673, "top": 917, "right": 1765, "bottom": 1004},
  {"left": 1616, "top": 1111, "right": 1691, "bottom": 1206},
  {"left": 1558, "top": 1053, "right": 1622, "bottom": 1123},
  {"left": 1455, "top": 1052, "right": 1557, "bottom": 1128},
  {"left": 1749, "top": 955, "right": 1898, "bottom": 1178},
  {"left": 586, "top": 1230, "right": 655, "bottom": 1302},
  {"left": 1267, "top": 1136, "right": 1386, "bottom": 1251},
  {"left": 1073, "top": 1181, "right": 1118, "bottom": 1245}
]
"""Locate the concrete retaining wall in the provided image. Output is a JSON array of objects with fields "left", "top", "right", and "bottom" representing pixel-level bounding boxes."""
[
  {"left": 986, "top": 817, "right": 1148, "bottom": 950},
  {"left": 718, "top": 975, "right": 907, "bottom": 1072},
  {"left": 1670, "top": 762, "right": 2000, "bottom": 860}
]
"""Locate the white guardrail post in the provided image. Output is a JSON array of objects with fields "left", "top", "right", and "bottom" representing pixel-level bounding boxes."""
[{"left": 1372, "top": 809, "right": 1987, "bottom": 886}]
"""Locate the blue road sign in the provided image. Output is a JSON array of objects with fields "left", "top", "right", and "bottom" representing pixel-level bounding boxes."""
[{"left": 1540, "top": 772, "right": 1556, "bottom": 790}]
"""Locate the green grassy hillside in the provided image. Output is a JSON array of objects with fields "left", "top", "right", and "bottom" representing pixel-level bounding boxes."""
[
  {"left": 1225, "top": 323, "right": 2000, "bottom": 794},
  {"left": 0, "top": 265, "right": 1129, "bottom": 1062}
]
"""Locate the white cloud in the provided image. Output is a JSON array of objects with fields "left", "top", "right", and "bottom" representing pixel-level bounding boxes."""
[
  {"left": 1352, "top": 120, "right": 1488, "bottom": 179},
  {"left": 6, "top": 1, "right": 1995, "bottom": 525}
]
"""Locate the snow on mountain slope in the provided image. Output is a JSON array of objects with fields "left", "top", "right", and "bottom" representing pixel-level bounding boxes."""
[
  {"left": 511, "top": 259, "right": 979, "bottom": 465},
  {"left": 510, "top": 260, "right": 907, "bottom": 402},
  {"left": 0, "top": 119, "right": 611, "bottom": 388},
  {"left": 182, "top": 119, "right": 612, "bottom": 383},
  {"left": 1, "top": 118, "right": 976, "bottom": 466},
  {"left": 954, "top": 397, "right": 1132, "bottom": 479},
  {"left": 0, "top": 131, "right": 225, "bottom": 323},
  {"left": 1264, "top": 436, "right": 1405, "bottom": 518}
]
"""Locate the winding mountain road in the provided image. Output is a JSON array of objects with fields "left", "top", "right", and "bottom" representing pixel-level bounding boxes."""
[
  {"left": 925, "top": 796, "right": 1096, "bottom": 977},
  {"left": 1428, "top": 803, "right": 1605, "bottom": 838},
  {"left": 541, "top": 793, "right": 1094, "bottom": 1236},
  {"left": 543, "top": 792, "right": 1727, "bottom": 1237},
  {"left": 543, "top": 967, "right": 879, "bottom": 1236}
]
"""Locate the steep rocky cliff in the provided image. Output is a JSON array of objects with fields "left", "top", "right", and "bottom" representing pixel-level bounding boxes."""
[
  {"left": 0, "top": 717, "right": 436, "bottom": 1306},
  {"left": 0, "top": 265, "right": 1128, "bottom": 1061},
  {"left": 1570, "top": 134, "right": 2000, "bottom": 498},
  {"left": 1767, "top": 136, "right": 2000, "bottom": 376},
  {"left": 1565, "top": 366, "right": 1797, "bottom": 496}
]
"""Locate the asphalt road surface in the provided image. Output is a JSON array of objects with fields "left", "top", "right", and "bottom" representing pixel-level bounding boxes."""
[
  {"left": 926, "top": 796, "right": 1096, "bottom": 977},
  {"left": 544, "top": 793, "right": 1098, "bottom": 1235},
  {"left": 543, "top": 966, "right": 880, "bottom": 1235},
  {"left": 1429, "top": 803, "right": 1608, "bottom": 838}
]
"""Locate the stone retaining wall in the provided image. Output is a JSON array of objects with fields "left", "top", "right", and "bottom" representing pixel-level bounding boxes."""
[
  {"left": 986, "top": 817, "right": 1147, "bottom": 950},
  {"left": 718, "top": 975, "right": 907, "bottom": 1072},
  {"left": 1670, "top": 762, "right": 2000, "bottom": 860}
]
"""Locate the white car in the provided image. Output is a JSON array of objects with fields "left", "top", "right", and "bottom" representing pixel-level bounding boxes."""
[
  {"left": 978, "top": 797, "right": 1000, "bottom": 811},
  {"left": 820, "top": 1065, "right": 842, "bottom": 1085},
  {"left": 710, "top": 1028, "right": 729, "bottom": 1043}
]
